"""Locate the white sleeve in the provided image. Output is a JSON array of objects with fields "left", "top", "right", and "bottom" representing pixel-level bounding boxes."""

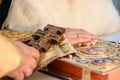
[
  {"left": 34, "top": 24, "right": 47, "bottom": 31},
  {"left": 100, "top": 32, "right": 120, "bottom": 42}
]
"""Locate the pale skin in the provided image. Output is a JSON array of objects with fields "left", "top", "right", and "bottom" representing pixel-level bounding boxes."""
[
  {"left": 6, "top": 28, "right": 98, "bottom": 80},
  {"left": 65, "top": 28, "right": 98, "bottom": 46},
  {"left": 7, "top": 41, "right": 40, "bottom": 80}
]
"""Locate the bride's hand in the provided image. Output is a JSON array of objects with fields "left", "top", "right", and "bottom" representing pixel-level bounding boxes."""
[{"left": 65, "top": 28, "right": 98, "bottom": 46}]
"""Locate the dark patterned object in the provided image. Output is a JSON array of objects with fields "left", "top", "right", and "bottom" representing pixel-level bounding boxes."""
[
  {"left": 20, "top": 24, "right": 65, "bottom": 52},
  {"left": 44, "top": 24, "right": 65, "bottom": 35}
]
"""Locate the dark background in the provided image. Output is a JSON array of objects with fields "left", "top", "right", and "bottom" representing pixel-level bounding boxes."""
[{"left": 113, "top": 0, "right": 120, "bottom": 15}]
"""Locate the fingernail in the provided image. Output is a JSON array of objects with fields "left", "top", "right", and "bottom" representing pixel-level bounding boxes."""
[
  {"left": 93, "top": 39, "right": 98, "bottom": 43},
  {"left": 91, "top": 41, "right": 96, "bottom": 45},
  {"left": 78, "top": 43, "right": 81, "bottom": 46},
  {"left": 86, "top": 42, "right": 91, "bottom": 46},
  {"left": 82, "top": 42, "right": 91, "bottom": 46}
]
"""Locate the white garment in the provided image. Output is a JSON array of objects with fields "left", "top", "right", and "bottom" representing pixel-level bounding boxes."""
[
  {"left": 2, "top": 0, "right": 120, "bottom": 36},
  {"left": 100, "top": 32, "right": 120, "bottom": 42}
]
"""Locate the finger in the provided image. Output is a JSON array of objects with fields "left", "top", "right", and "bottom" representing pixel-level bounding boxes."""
[
  {"left": 7, "top": 70, "right": 24, "bottom": 80},
  {"left": 81, "top": 39, "right": 98, "bottom": 46},
  {"left": 90, "top": 39, "right": 98, "bottom": 46},
  {"left": 66, "top": 31, "right": 98, "bottom": 39},
  {"left": 68, "top": 37, "right": 91, "bottom": 45},
  {"left": 66, "top": 28, "right": 88, "bottom": 33},
  {"left": 20, "top": 58, "right": 37, "bottom": 77},
  {"left": 23, "top": 67, "right": 33, "bottom": 77},
  {"left": 30, "top": 47, "right": 40, "bottom": 61},
  {"left": 29, "top": 57, "right": 38, "bottom": 70},
  {"left": 20, "top": 61, "right": 33, "bottom": 77},
  {"left": 75, "top": 33, "right": 98, "bottom": 39},
  {"left": 66, "top": 28, "right": 93, "bottom": 35}
]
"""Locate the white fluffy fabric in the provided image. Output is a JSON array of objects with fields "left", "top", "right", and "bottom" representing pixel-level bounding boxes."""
[{"left": 2, "top": 0, "right": 120, "bottom": 36}]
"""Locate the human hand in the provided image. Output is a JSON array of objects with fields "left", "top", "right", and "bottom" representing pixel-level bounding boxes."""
[
  {"left": 65, "top": 28, "right": 98, "bottom": 46},
  {"left": 6, "top": 41, "right": 40, "bottom": 80}
]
